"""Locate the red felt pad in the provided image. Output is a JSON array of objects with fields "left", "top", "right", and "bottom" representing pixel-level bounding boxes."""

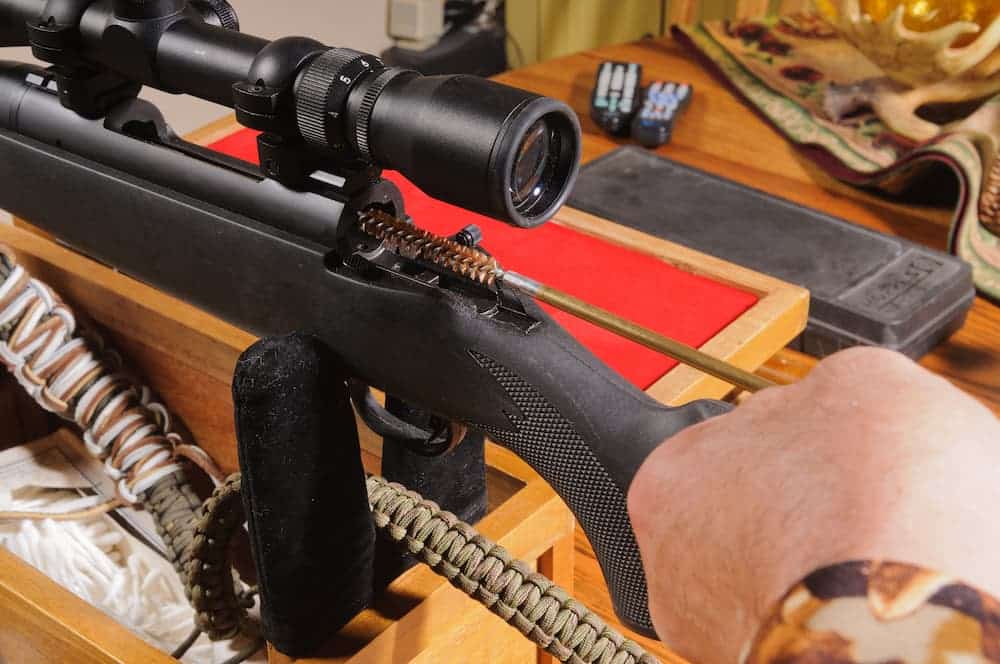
[{"left": 209, "top": 129, "right": 758, "bottom": 389}]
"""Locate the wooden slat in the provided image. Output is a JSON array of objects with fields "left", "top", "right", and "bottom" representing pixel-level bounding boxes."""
[
  {"left": 553, "top": 207, "right": 808, "bottom": 404},
  {"left": 758, "top": 348, "right": 818, "bottom": 386},
  {"left": 536, "top": 532, "right": 576, "bottom": 664},
  {"left": 183, "top": 113, "right": 251, "bottom": 148}
]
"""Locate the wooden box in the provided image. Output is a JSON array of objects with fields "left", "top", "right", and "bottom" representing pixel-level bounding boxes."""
[{"left": 0, "top": 119, "right": 807, "bottom": 662}]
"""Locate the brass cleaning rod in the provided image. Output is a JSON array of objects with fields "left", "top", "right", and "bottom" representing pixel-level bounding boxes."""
[
  {"left": 357, "top": 210, "right": 776, "bottom": 393},
  {"left": 500, "top": 272, "right": 776, "bottom": 394}
]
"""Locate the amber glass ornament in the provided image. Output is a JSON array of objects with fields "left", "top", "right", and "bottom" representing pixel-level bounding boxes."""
[
  {"left": 815, "top": 0, "right": 1000, "bottom": 140},
  {"left": 818, "top": 0, "right": 999, "bottom": 46}
]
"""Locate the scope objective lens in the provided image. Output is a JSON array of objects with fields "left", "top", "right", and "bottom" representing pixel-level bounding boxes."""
[
  {"left": 301, "top": 48, "right": 580, "bottom": 227},
  {"left": 511, "top": 118, "right": 556, "bottom": 213}
]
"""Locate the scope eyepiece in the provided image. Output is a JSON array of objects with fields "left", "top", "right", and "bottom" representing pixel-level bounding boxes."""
[{"left": 293, "top": 49, "right": 580, "bottom": 228}]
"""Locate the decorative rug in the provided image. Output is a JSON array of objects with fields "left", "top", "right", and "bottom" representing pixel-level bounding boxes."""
[{"left": 675, "top": 13, "right": 1000, "bottom": 300}]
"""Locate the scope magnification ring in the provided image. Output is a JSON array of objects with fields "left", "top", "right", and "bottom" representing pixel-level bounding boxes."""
[
  {"left": 296, "top": 48, "right": 385, "bottom": 152},
  {"left": 352, "top": 67, "right": 412, "bottom": 160}
]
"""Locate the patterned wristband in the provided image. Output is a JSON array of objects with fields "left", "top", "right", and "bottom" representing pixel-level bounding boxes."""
[{"left": 742, "top": 560, "right": 1000, "bottom": 662}]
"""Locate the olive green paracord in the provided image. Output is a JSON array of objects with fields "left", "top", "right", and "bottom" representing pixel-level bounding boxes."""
[
  {"left": 193, "top": 474, "right": 660, "bottom": 664},
  {"left": 146, "top": 470, "right": 206, "bottom": 592},
  {"left": 185, "top": 473, "right": 254, "bottom": 639}
]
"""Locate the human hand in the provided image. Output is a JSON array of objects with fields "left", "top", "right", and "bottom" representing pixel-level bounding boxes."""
[{"left": 628, "top": 347, "right": 1000, "bottom": 663}]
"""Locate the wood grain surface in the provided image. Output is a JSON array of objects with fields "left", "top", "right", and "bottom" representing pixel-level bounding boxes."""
[{"left": 492, "top": 35, "right": 1000, "bottom": 663}]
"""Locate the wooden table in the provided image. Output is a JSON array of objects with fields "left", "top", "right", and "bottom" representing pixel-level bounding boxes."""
[
  {"left": 491, "top": 33, "right": 1000, "bottom": 663},
  {"left": 498, "top": 36, "right": 1000, "bottom": 412}
]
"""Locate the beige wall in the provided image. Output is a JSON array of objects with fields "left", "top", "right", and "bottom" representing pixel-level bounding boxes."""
[
  {"left": 506, "top": 0, "right": 801, "bottom": 66},
  {"left": 2, "top": 1, "right": 391, "bottom": 135}
]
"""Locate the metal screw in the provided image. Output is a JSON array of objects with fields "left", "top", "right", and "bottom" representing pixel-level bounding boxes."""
[{"left": 454, "top": 224, "right": 483, "bottom": 247}]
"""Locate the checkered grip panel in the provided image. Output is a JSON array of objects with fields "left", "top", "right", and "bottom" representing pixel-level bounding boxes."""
[{"left": 469, "top": 350, "right": 653, "bottom": 633}]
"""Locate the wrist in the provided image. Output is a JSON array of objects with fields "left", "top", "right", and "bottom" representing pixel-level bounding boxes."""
[{"left": 742, "top": 559, "right": 1000, "bottom": 663}]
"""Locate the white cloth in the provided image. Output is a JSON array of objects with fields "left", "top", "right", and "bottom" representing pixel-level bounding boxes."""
[{"left": 0, "top": 486, "right": 263, "bottom": 663}]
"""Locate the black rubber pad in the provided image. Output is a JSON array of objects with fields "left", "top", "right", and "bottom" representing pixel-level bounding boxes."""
[{"left": 569, "top": 147, "right": 975, "bottom": 358}]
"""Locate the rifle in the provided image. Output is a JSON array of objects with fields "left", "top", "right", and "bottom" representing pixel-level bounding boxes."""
[{"left": 0, "top": 0, "right": 734, "bottom": 639}]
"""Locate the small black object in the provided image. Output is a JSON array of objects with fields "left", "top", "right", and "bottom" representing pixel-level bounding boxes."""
[
  {"left": 453, "top": 224, "right": 484, "bottom": 247},
  {"left": 631, "top": 82, "right": 692, "bottom": 148},
  {"left": 570, "top": 147, "right": 975, "bottom": 358},
  {"left": 52, "top": 67, "right": 142, "bottom": 119},
  {"left": 233, "top": 333, "right": 375, "bottom": 657},
  {"left": 590, "top": 61, "right": 642, "bottom": 136},
  {"left": 380, "top": 19, "right": 508, "bottom": 77}
]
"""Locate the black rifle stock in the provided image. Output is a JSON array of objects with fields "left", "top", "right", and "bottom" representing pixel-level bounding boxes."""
[{"left": 0, "top": 60, "right": 731, "bottom": 636}]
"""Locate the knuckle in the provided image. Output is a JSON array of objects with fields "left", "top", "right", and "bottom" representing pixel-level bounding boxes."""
[
  {"left": 741, "top": 382, "right": 789, "bottom": 410},
  {"left": 811, "top": 346, "right": 916, "bottom": 387}
]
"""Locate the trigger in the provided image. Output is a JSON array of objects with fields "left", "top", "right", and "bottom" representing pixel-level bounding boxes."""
[{"left": 349, "top": 380, "right": 464, "bottom": 456}]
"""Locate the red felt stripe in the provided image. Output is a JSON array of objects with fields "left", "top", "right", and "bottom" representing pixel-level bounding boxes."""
[{"left": 209, "top": 129, "right": 759, "bottom": 389}]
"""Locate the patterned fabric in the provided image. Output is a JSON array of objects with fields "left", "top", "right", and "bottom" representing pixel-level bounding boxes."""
[
  {"left": 742, "top": 560, "right": 1000, "bottom": 663},
  {"left": 674, "top": 14, "right": 1000, "bottom": 301}
]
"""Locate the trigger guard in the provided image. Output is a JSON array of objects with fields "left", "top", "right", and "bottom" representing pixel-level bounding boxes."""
[{"left": 349, "top": 380, "right": 461, "bottom": 456}]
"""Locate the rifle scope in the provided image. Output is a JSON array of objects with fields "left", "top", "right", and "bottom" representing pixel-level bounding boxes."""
[{"left": 0, "top": 0, "right": 580, "bottom": 227}]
